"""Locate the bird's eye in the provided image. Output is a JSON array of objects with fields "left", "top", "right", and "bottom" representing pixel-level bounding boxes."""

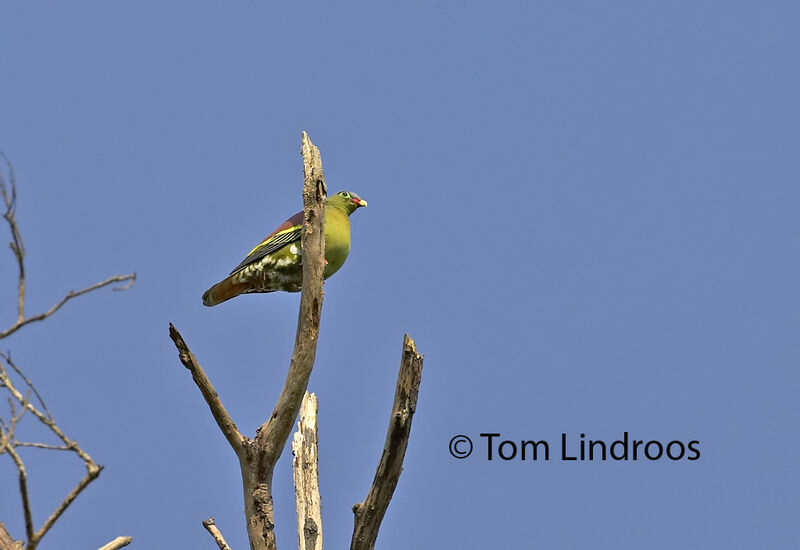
[{"left": 340, "top": 192, "right": 349, "bottom": 198}]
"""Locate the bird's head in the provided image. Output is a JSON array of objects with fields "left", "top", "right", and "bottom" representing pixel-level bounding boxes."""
[{"left": 327, "top": 190, "right": 368, "bottom": 215}]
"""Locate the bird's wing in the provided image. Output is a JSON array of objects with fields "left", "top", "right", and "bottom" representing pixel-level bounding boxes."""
[{"left": 229, "top": 211, "right": 303, "bottom": 275}]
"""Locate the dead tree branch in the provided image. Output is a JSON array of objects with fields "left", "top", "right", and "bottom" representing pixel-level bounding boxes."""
[
  {"left": 168, "top": 325, "right": 245, "bottom": 455},
  {"left": 241, "top": 131, "right": 326, "bottom": 549},
  {"left": 96, "top": 536, "right": 133, "bottom": 550},
  {"left": 4, "top": 352, "right": 51, "bottom": 418},
  {"left": 170, "top": 134, "right": 424, "bottom": 550},
  {"left": 169, "top": 131, "right": 327, "bottom": 550},
  {"left": 5, "top": 443, "right": 33, "bottom": 543},
  {"left": 9, "top": 442, "right": 71, "bottom": 451},
  {"left": 350, "top": 334, "right": 424, "bottom": 550},
  {"left": 0, "top": 156, "right": 133, "bottom": 549},
  {"left": 1, "top": 353, "right": 98, "bottom": 465},
  {"left": 0, "top": 521, "right": 23, "bottom": 550},
  {"left": 202, "top": 518, "right": 233, "bottom": 550},
  {"left": 0, "top": 274, "right": 136, "bottom": 340},
  {"left": 1, "top": 152, "right": 24, "bottom": 325},
  {"left": 0, "top": 153, "right": 135, "bottom": 341},
  {"left": 291, "top": 392, "right": 322, "bottom": 550},
  {"left": 0, "top": 354, "right": 103, "bottom": 549}
]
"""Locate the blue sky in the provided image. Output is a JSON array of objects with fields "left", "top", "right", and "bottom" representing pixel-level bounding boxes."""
[{"left": 1, "top": 2, "right": 798, "bottom": 548}]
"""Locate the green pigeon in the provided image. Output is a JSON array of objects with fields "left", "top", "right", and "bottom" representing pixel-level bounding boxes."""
[{"left": 202, "top": 191, "right": 367, "bottom": 306}]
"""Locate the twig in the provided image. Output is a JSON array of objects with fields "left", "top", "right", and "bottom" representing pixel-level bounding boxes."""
[
  {"left": 168, "top": 324, "right": 244, "bottom": 456},
  {"left": 5, "top": 443, "right": 33, "bottom": 543},
  {"left": 202, "top": 518, "right": 232, "bottom": 550},
  {"left": 34, "top": 465, "right": 102, "bottom": 545},
  {"left": 350, "top": 334, "right": 424, "bottom": 550},
  {"left": 0, "top": 390, "right": 27, "bottom": 450},
  {"left": 292, "top": 392, "right": 322, "bottom": 550},
  {"left": 12, "top": 442, "right": 72, "bottom": 451},
  {"left": 0, "top": 156, "right": 133, "bottom": 550},
  {"left": 0, "top": 356, "right": 103, "bottom": 549},
  {"left": 1, "top": 152, "right": 25, "bottom": 324},
  {"left": 0, "top": 274, "right": 136, "bottom": 340},
  {"left": 96, "top": 536, "right": 133, "bottom": 550},
  {"left": 0, "top": 357, "right": 97, "bottom": 465},
  {"left": 1, "top": 155, "right": 136, "bottom": 340},
  {"left": 4, "top": 352, "right": 51, "bottom": 419}
]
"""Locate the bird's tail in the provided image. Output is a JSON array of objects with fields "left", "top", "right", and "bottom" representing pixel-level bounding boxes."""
[{"left": 202, "top": 276, "right": 250, "bottom": 307}]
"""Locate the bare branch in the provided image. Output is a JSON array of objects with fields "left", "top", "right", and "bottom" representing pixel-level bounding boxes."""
[
  {"left": 0, "top": 425, "right": 9, "bottom": 452},
  {"left": 33, "top": 464, "right": 103, "bottom": 545},
  {"left": 4, "top": 352, "right": 51, "bottom": 419},
  {"left": 350, "top": 334, "right": 424, "bottom": 550},
  {"left": 0, "top": 521, "right": 23, "bottom": 550},
  {"left": 0, "top": 153, "right": 25, "bottom": 324},
  {"left": 0, "top": 355, "right": 103, "bottom": 548},
  {"left": 1, "top": 389, "right": 28, "bottom": 450},
  {"left": 1, "top": 155, "right": 136, "bottom": 340},
  {"left": 168, "top": 324, "right": 245, "bottom": 456},
  {"left": 253, "top": 131, "right": 327, "bottom": 464},
  {"left": 202, "top": 518, "right": 233, "bottom": 550},
  {"left": 4, "top": 443, "right": 34, "bottom": 542},
  {"left": 96, "top": 536, "right": 133, "bottom": 550},
  {"left": 12, "top": 441, "right": 72, "bottom": 450},
  {"left": 235, "top": 130, "right": 328, "bottom": 550},
  {"left": 0, "top": 355, "right": 97, "bottom": 465},
  {"left": 0, "top": 157, "right": 133, "bottom": 549},
  {"left": 292, "top": 392, "right": 322, "bottom": 550},
  {"left": 0, "top": 273, "right": 136, "bottom": 340}
]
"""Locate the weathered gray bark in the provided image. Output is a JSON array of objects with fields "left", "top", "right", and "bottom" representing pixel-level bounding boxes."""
[
  {"left": 350, "top": 335, "right": 424, "bottom": 550},
  {"left": 291, "top": 393, "right": 322, "bottom": 550}
]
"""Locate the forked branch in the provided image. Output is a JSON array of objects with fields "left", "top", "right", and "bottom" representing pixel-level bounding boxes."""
[
  {"left": 169, "top": 131, "right": 327, "bottom": 550},
  {"left": 1, "top": 354, "right": 103, "bottom": 549},
  {"left": 0, "top": 156, "right": 134, "bottom": 549},
  {"left": 169, "top": 135, "right": 425, "bottom": 550},
  {"left": 0, "top": 154, "right": 135, "bottom": 341},
  {"left": 0, "top": 274, "right": 136, "bottom": 340},
  {"left": 242, "top": 131, "right": 327, "bottom": 548}
]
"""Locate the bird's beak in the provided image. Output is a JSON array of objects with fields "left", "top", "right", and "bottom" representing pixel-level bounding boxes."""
[{"left": 355, "top": 198, "right": 368, "bottom": 207}]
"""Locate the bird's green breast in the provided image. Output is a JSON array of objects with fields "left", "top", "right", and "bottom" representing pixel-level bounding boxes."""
[{"left": 323, "top": 206, "right": 351, "bottom": 278}]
